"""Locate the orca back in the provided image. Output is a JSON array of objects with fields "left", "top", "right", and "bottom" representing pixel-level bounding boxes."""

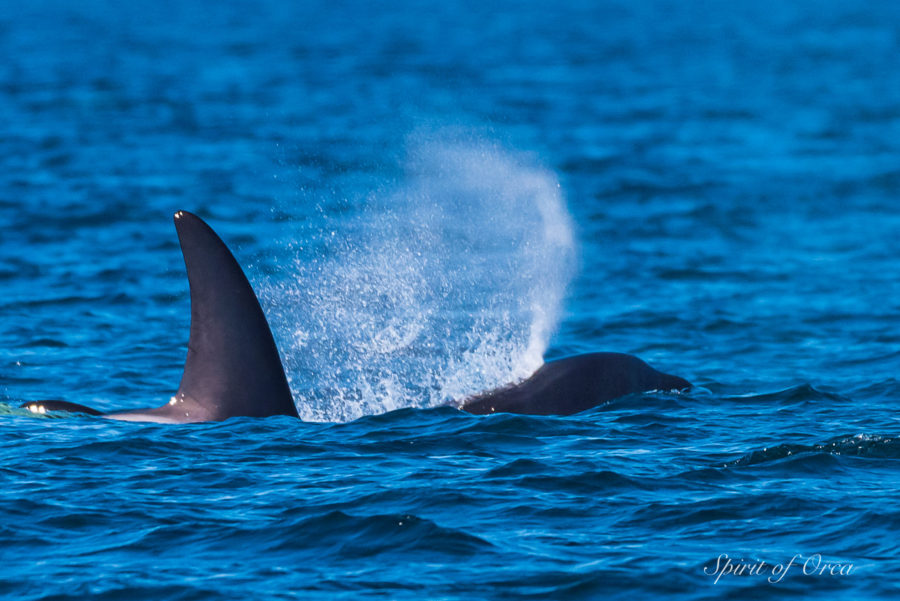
[{"left": 462, "top": 352, "right": 690, "bottom": 416}]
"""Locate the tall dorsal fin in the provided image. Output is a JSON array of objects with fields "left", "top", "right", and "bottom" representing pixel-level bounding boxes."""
[
  {"left": 109, "top": 211, "right": 298, "bottom": 422},
  {"left": 170, "top": 210, "right": 298, "bottom": 420}
]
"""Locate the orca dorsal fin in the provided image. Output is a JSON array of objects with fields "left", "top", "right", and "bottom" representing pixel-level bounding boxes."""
[
  {"left": 168, "top": 210, "right": 298, "bottom": 421},
  {"left": 109, "top": 211, "right": 298, "bottom": 422}
]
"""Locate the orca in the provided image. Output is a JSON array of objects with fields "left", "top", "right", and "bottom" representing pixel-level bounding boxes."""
[
  {"left": 22, "top": 211, "right": 689, "bottom": 421},
  {"left": 460, "top": 352, "right": 690, "bottom": 415}
]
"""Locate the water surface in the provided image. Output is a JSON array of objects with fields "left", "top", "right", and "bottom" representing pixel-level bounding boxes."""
[{"left": 1, "top": 1, "right": 899, "bottom": 599}]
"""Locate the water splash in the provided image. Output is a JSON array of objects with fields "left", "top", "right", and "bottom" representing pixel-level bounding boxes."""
[{"left": 267, "top": 134, "right": 575, "bottom": 422}]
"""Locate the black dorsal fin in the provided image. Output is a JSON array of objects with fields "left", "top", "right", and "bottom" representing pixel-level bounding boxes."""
[
  {"left": 170, "top": 210, "right": 298, "bottom": 420},
  {"left": 108, "top": 211, "right": 298, "bottom": 422}
]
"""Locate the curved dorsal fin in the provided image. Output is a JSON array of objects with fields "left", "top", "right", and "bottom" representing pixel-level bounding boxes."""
[
  {"left": 109, "top": 211, "right": 298, "bottom": 422},
  {"left": 170, "top": 210, "right": 298, "bottom": 420}
]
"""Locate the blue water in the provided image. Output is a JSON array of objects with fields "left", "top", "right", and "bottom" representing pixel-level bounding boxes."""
[{"left": 2, "top": 0, "right": 899, "bottom": 598}]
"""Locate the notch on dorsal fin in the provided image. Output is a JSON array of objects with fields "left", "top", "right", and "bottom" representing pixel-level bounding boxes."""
[{"left": 107, "top": 211, "right": 298, "bottom": 422}]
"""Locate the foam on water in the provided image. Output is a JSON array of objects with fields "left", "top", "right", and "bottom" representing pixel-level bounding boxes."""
[{"left": 265, "top": 133, "right": 575, "bottom": 422}]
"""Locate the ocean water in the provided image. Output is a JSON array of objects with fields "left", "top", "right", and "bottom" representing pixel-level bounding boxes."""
[{"left": 2, "top": 0, "right": 899, "bottom": 598}]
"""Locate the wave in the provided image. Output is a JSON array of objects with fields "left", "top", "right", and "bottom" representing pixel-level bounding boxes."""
[{"left": 728, "top": 433, "right": 900, "bottom": 467}]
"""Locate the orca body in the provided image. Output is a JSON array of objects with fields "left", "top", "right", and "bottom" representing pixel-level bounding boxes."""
[
  {"left": 22, "top": 211, "right": 688, "bottom": 422},
  {"left": 461, "top": 353, "right": 690, "bottom": 416}
]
